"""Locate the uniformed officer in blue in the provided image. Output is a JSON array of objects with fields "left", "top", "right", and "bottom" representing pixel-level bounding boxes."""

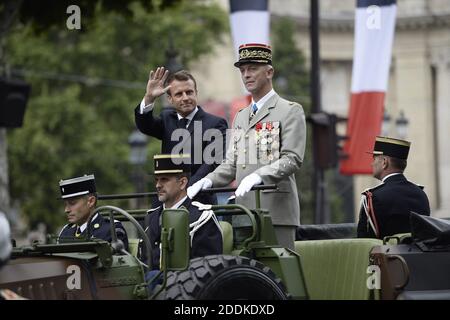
[
  {"left": 58, "top": 174, "right": 129, "bottom": 250},
  {"left": 141, "top": 154, "right": 222, "bottom": 270},
  {"left": 357, "top": 136, "right": 431, "bottom": 239}
]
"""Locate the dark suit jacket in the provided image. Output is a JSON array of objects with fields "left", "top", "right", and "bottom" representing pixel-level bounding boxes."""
[
  {"left": 135, "top": 105, "right": 228, "bottom": 204},
  {"left": 142, "top": 198, "right": 223, "bottom": 270},
  {"left": 59, "top": 214, "right": 129, "bottom": 250},
  {"left": 357, "top": 174, "right": 430, "bottom": 239}
]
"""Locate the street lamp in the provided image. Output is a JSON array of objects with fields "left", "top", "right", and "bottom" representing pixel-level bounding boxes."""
[
  {"left": 380, "top": 109, "right": 409, "bottom": 140},
  {"left": 395, "top": 110, "right": 409, "bottom": 140},
  {"left": 128, "top": 129, "right": 148, "bottom": 208},
  {"left": 161, "top": 38, "right": 184, "bottom": 115},
  {"left": 165, "top": 37, "right": 183, "bottom": 73},
  {"left": 128, "top": 129, "right": 148, "bottom": 166},
  {"left": 381, "top": 110, "right": 391, "bottom": 137}
]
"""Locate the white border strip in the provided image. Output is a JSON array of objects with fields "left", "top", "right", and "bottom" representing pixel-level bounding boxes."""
[{"left": 61, "top": 190, "right": 90, "bottom": 199}]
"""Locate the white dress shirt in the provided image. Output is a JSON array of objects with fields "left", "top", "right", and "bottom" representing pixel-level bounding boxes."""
[{"left": 250, "top": 89, "right": 276, "bottom": 115}]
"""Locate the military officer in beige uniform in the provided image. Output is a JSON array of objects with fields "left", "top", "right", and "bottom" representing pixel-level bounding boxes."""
[{"left": 188, "top": 43, "right": 306, "bottom": 250}]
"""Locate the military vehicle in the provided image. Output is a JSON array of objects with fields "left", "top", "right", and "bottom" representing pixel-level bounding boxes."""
[{"left": 1, "top": 185, "right": 450, "bottom": 300}]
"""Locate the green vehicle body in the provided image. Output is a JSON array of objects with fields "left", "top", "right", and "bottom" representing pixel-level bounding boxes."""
[{"left": 1, "top": 188, "right": 449, "bottom": 300}]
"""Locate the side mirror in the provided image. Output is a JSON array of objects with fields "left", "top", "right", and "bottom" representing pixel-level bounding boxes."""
[{"left": 160, "top": 208, "right": 190, "bottom": 271}]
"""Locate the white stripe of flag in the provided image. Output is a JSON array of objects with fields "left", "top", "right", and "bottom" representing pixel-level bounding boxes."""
[
  {"left": 352, "top": 0, "right": 397, "bottom": 92},
  {"left": 228, "top": 0, "right": 270, "bottom": 114},
  {"left": 229, "top": 0, "right": 270, "bottom": 58}
]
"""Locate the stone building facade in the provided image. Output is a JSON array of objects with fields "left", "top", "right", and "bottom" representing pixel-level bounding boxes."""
[{"left": 192, "top": 0, "right": 450, "bottom": 219}]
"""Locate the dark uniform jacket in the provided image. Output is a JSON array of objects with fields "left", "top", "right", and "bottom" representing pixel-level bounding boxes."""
[
  {"left": 357, "top": 173, "right": 430, "bottom": 239},
  {"left": 135, "top": 105, "right": 228, "bottom": 204},
  {"left": 59, "top": 213, "right": 129, "bottom": 251},
  {"left": 141, "top": 198, "right": 223, "bottom": 270}
]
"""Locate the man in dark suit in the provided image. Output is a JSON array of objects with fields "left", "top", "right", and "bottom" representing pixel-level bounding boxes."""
[
  {"left": 58, "top": 174, "right": 129, "bottom": 251},
  {"left": 141, "top": 154, "right": 223, "bottom": 271},
  {"left": 141, "top": 154, "right": 222, "bottom": 293},
  {"left": 134, "top": 67, "right": 228, "bottom": 205},
  {"left": 357, "top": 136, "right": 430, "bottom": 239}
]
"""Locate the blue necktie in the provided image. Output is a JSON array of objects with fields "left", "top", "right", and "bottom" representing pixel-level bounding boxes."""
[{"left": 250, "top": 103, "right": 258, "bottom": 120}]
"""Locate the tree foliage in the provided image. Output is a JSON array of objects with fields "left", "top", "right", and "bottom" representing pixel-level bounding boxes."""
[
  {"left": 4, "top": 0, "right": 182, "bottom": 33},
  {"left": 5, "top": 0, "right": 228, "bottom": 231}
]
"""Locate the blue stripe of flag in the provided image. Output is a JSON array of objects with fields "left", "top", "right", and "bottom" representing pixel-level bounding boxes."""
[
  {"left": 230, "top": 0, "right": 268, "bottom": 13},
  {"left": 357, "top": 0, "right": 396, "bottom": 8}
]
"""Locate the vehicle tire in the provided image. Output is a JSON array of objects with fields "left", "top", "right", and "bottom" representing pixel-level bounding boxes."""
[{"left": 161, "top": 254, "right": 289, "bottom": 300}]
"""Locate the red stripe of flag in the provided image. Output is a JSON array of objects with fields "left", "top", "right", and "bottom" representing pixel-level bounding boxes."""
[{"left": 341, "top": 92, "right": 385, "bottom": 174}]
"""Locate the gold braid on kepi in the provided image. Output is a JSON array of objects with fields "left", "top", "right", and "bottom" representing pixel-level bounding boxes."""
[
  {"left": 234, "top": 43, "right": 272, "bottom": 67},
  {"left": 153, "top": 154, "right": 191, "bottom": 175},
  {"left": 366, "top": 136, "right": 411, "bottom": 160}
]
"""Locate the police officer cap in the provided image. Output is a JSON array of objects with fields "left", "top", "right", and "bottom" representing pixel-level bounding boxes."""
[
  {"left": 59, "top": 174, "right": 96, "bottom": 199},
  {"left": 154, "top": 154, "right": 191, "bottom": 175},
  {"left": 369, "top": 136, "right": 411, "bottom": 160}
]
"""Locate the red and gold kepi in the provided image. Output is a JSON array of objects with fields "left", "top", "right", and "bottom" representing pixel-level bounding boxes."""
[
  {"left": 234, "top": 43, "right": 272, "bottom": 67},
  {"left": 367, "top": 136, "right": 411, "bottom": 160}
]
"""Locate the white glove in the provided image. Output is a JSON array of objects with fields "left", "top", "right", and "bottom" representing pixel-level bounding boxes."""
[
  {"left": 235, "top": 173, "right": 262, "bottom": 197},
  {"left": 187, "top": 178, "right": 212, "bottom": 199}
]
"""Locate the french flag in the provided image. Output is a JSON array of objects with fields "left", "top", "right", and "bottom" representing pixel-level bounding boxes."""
[
  {"left": 228, "top": 0, "right": 270, "bottom": 120},
  {"left": 340, "top": 0, "right": 397, "bottom": 174},
  {"left": 229, "top": 0, "right": 270, "bottom": 56}
]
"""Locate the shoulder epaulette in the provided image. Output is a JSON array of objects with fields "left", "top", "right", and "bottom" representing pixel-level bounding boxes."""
[
  {"left": 57, "top": 223, "right": 73, "bottom": 238},
  {"left": 361, "top": 182, "right": 384, "bottom": 195},
  {"left": 102, "top": 215, "right": 120, "bottom": 224},
  {"left": 146, "top": 206, "right": 161, "bottom": 214},
  {"left": 191, "top": 201, "right": 212, "bottom": 211}
]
